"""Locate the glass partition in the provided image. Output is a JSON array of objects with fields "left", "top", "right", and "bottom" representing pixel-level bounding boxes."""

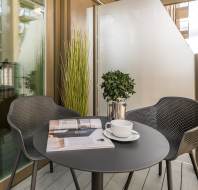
[
  {"left": 0, "top": 0, "right": 45, "bottom": 181},
  {"left": 97, "top": 0, "right": 195, "bottom": 115}
]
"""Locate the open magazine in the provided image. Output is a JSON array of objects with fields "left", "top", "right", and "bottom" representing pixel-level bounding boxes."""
[{"left": 46, "top": 119, "right": 114, "bottom": 152}]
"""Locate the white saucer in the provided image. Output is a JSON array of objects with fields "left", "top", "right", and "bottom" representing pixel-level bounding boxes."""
[{"left": 103, "top": 129, "right": 140, "bottom": 142}]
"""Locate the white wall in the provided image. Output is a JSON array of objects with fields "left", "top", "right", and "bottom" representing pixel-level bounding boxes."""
[{"left": 98, "top": 0, "right": 195, "bottom": 115}]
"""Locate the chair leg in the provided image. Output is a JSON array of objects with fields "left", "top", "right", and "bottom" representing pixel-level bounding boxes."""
[
  {"left": 30, "top": 161, "right": 38, "bottom": 190},
  {"left": 49, "top": 161, "right": 53, "bottom": 173},
  {"left": 70, "top": 168, "right": 80, "bottom": 190},
  {"left": 189, "top": 151, "right": 198, "bottom": 180},
  {"left": 6, "top": 150, "right": 22, "bottom": 190},
  {"left": 123, "top": 172, "right": 134, "bottom": 190},
  {"left": 159, "top": 161, "right": 163, "bottom": 176},
  {"left": 166, "top": 160, "right": 173, "bottom": 190}
]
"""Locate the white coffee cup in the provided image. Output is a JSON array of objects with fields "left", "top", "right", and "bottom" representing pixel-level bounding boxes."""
[{"left": 105, "top": 120, "right": 135, "bottom": 138}]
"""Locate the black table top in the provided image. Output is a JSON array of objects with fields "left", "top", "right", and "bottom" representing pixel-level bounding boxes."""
[{"left": 33, "top": 117, "right": 169, "bottom": 173}]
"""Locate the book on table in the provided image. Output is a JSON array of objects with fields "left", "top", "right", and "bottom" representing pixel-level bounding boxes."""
[{"left": 46, "top": 118, "right": 114, "bottom": 152}]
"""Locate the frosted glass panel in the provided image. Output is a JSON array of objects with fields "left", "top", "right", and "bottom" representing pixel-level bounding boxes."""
[{"left": 98, "top": 0, "right": 195, "bottom": 115}]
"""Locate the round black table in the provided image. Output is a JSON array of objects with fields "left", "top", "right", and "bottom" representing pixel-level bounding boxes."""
[{"left": 33, "top": 117, "right": 169, "bottom": 190}]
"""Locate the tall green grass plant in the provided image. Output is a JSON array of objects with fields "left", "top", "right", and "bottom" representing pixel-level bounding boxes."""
[{"left": 60, "top": 30, "right": 89, "bottom": 116}]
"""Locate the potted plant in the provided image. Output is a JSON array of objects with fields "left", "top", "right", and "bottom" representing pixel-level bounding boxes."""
[{"left": 101, "top": 70, "right": 135, "bottom": 119}]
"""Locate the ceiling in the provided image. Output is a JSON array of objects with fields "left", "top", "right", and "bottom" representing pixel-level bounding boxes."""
[{"left": 97, "top": 0, "right": 197, "bottom": 5}]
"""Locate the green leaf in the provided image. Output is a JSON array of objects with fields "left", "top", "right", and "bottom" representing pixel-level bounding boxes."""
[{"left": 101, "top": 70, "right": 135, "bottom": 101}]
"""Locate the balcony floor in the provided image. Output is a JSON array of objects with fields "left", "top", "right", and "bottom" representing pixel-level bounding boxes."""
[{"left": 12, "top": 154, "right": 198, "bottom": 190}]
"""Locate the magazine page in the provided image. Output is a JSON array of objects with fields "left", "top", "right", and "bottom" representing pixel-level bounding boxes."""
[
  {"left": 49, "top": 119, "right": 78, "bottom": 131},
  {"left": 47, "top": 129, "right": 114, "bottom": 152},
  {"left": 49, "top": 118, "right": 102, "bottom": 131},
  {"left": 47, "top": 119, "right": 114, "bottom": 152}
]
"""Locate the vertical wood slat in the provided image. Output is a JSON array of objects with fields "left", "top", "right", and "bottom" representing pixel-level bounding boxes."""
[
  {"left": 46, "top": 0, "right": 55, "bottom": 97},
  {"left": 53, "top": 0, "right": 61, "bottom": 103},
  {"left": 54, "top": 0, "right": 70, "bottom": 104},
  {"left": 93, "top": 5, "right": 97, "bottom": 115},
  {"left": 67, "top": 0, "right": 71, "bottom": 41},
  {"left": 93, "top": 5, "right": 100, "bottom": 116}
]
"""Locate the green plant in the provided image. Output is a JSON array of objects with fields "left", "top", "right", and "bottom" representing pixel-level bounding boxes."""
[
  {"left": 101, "top": 70, "right": 135, "bottom": 102},
  {"left": 60, "top": 30, "right": 89, "bottom": 116},
  {"left": 24, "top": 62, "right": 44, "bottom": 95},
  {"left": 24, "top": 35, "right": 44, "bottom": 95}
]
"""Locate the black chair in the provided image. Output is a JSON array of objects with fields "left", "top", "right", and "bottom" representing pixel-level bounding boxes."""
[
  {"left": 124, "top": 97, "right": 198, "bottom": 190},
  {"left": 6, "top": 96, "right": 80, "bottom": 190}
]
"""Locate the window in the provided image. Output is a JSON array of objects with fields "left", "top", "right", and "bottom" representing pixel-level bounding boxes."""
[{"left": 166, "top": 0, "right": 198, "bottom": 53}]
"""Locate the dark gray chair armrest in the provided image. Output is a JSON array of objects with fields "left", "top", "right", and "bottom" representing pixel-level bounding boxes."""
[
  {"left": 8, "top": 121, "right": 33, "bottom": 160},
  {"left": 126, "top": 106, "right": 157, "bottom": 128},
  {"left": 178, "top": 126, "right": 198, "bottom": 155}
]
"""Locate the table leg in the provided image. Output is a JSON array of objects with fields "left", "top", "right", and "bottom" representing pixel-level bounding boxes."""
[{"left": 92, "top": 172, "right": 103, "bottom": 190}]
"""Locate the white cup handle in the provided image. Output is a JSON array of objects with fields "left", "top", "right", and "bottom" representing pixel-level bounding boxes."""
[
  {"left": 105, "top": 122, "right": 111, "bottom": 128},
  {"left": 105, "top": 122, "right": 112, "bottom": 133}
]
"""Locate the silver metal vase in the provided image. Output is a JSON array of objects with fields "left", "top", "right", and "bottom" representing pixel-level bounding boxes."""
[{"left": 107, "top": 101, "right": 126, "bottom": 120}]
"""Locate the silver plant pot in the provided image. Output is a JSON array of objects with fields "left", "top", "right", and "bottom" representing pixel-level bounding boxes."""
[{"left": 107, "top": 101, "right": 126, "bottom": 120}]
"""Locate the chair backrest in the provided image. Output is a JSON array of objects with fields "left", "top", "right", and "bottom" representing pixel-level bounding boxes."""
[
  {"left": 8, "top": 96, "right": 58, "bottom": 137},
  {"left": 7, "top": 96, "right": 80, "bottom": 159},
  {"left": 155, "top": 97, "right": 198, "bottom": 139},
  {"left": 126, "top": 106, "right": 157, "bottom": 128}
]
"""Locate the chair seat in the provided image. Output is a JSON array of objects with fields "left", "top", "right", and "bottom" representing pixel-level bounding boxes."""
[{"left": 24, "top": 137, "right": 45, "bottom": 160}]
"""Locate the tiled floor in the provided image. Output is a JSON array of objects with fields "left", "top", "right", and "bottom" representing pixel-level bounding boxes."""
[{"left": 12, "top": 154, "right": 198, "bottom": 190}]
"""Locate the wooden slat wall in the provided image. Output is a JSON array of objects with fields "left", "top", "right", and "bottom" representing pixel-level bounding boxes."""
[{"left": 46, "top": 0, "right": 55, "bottom": 97}]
